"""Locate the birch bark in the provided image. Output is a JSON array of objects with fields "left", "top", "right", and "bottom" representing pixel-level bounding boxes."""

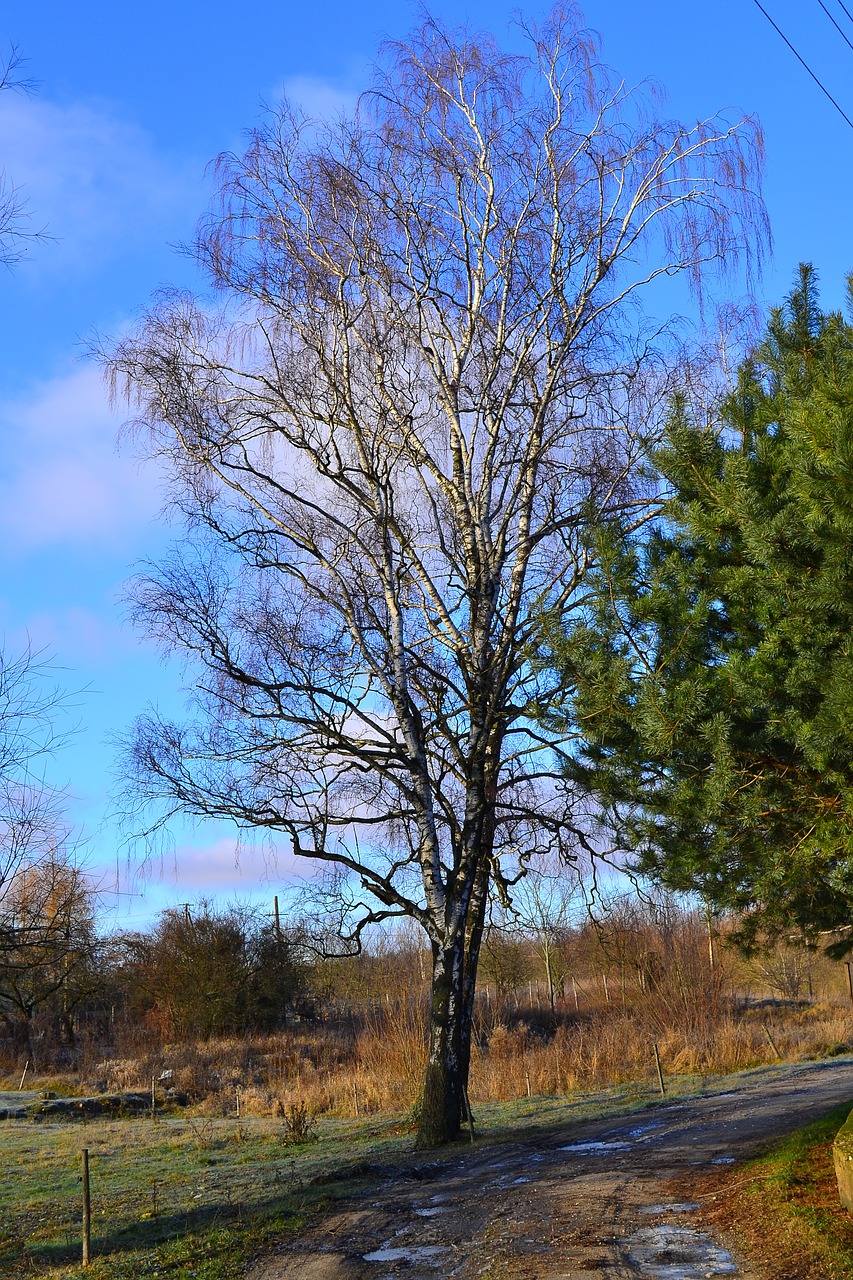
[{"left": 106, "top": 10, "right": 765, "bottom": 1144}]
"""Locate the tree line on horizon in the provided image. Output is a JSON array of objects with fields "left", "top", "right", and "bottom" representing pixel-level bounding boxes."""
[{"left": 0, "top": 876, "right": 844, "bottom": 1078}]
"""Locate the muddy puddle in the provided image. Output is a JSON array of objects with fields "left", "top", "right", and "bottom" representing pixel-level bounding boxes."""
[
  {"left": 362, "top": 1245, "right": 447, "bottom": 1265},
  {"left": 559, "top": 1139, "right": 631, "bottom": 1153},
  {"left": 624, "top": 1224, "right": 738, "bottom": 1278},
  {"left": 560, "top": 1119, "right": 667, "bottom": 1156},
  {"left": 627, "top": 1120, "right": 667, "bottom": 1138},
  {"left": 639, "top": 1203, "right": 700, "bottom": 1215}
]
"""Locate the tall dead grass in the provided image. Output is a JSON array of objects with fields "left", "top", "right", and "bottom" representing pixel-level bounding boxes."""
[
  {"left": 58, "top": 984, "right": 850, "bottom": 1119},
  {"left": 5, "top": 904, "right": 852, "bottom": 1119},
  {"left": 468, "top": 1000, "right": 851, "bottom": 1102}
]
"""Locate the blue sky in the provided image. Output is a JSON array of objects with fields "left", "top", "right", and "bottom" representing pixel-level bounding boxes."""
[{"left": 2, "top": 0, "right": 852, "bottom": 926}]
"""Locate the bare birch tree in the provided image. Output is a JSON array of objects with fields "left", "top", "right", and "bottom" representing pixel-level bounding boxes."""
[{"left": 107, "top": 8, "right": 766, "bottom": 1144}]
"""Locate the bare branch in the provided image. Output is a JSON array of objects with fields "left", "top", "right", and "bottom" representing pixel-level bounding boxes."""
[{"left": 104, "top": 7, "right": 766, "bottom": 1144}]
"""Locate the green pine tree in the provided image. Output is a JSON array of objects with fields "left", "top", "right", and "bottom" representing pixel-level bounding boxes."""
[{"left": 549, "top": 266, "right": 853, "bottom": 950}]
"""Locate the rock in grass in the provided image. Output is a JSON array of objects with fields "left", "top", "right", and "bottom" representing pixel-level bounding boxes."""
[{"left": 832, "top": 1106, "right": 853, "bottom": 1210}]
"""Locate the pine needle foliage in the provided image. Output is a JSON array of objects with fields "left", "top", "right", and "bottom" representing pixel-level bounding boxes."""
[{"left": 548, "top": 266, "right": 853, "bottom": 950}]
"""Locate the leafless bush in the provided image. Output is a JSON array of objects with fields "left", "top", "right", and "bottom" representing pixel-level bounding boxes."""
[
  {"left": 277, "top": 1099, "right": 317, "bottom": 1145},
  {"left": 4, "top": 893, "right": 851, "bottom": 1115}
]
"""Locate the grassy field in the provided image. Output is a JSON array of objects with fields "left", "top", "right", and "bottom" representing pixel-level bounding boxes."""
[
  {"left": 6, "top": 1069, "right": 853, "bottom": 1279},
  {"left": 700, "top": 1101, "right": 853, "bottom": 1279},
  {"left": 0, "top": 1078, "right": 696, "bottom": 1280},
  {"left": 0, "top": 1111, "right": 324, "bottom": 1279}
]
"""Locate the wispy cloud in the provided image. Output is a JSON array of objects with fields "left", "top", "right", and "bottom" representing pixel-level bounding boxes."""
[
  {"left": 162, "top": 836, "right": 302, "bottom": 892},
  {"left": 100, "top": 836, "right": 305, "bottom": 909},
  {"left": 0, "top": 77, "right": 362, "bottom": 282},
  {"left": 0, "top": 93, "right": 203, "bottom": 275},
  {"left": 279, "top": 74, "right": 361, "bottom": 123},
  {"left": 0, "top": 362, "right": 164, "bottom": 549},
  {"left": 2, "top": 605, "right": 134, "bottom": 664}
]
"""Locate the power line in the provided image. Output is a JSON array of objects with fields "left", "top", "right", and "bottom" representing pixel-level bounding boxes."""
[
  {"left": 751, "top": 0, "right": 853, "bottom": 131},
  {"left": 818, "top": 0, "right": 853, "bottom": 54},
  {"left": 834, "top": 0, "right": 853, "bottom": 28}
]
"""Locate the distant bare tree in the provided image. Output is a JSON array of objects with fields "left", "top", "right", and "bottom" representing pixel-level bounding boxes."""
[
  {"left": 107, "top": 8, "right": 766, "bottom": 1144},
  {"left": 507, "top": 856, "right": 582, "bottom": 1010},
  {"left": 0, "top": 645, "right": 69, "bottom": 901},
  {"left": 0, "top": 844, "right": 97, "bottom": 1059},
  {"left": 0, "top": 44, "right": 44, "bottom": 266},
  {"left": 0, "top": 645, "right": 80, "bottom": 1059}
]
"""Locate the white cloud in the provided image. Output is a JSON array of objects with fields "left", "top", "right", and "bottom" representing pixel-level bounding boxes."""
[
  {"left": 0, "top": 93, "right": 202, "bottom": 275},
  {"left": 0, "top": 77, "right": 360, "bottom": 284},
  {"left": 279, "top": 74, "right": 361, "bottom": 124},
  {"left": 161, "top": 836, "right": 302, "bottom": 892},
  {"left": 97, "top": 837, "right": 305, "bottom": 912},
  {"left": 0, "top": 361, "right": 164, "bottom": 549},
  {"left": 3, "top": 605, "right": 133, "bottom": 663}
]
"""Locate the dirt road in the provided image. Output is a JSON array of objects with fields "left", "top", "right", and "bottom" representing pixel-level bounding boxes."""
[{"left": 249, "top": 1058, "right": 853, "bottom": 1279}]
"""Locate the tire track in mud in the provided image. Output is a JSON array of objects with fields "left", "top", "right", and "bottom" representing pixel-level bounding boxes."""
[{"left": 249, "top": 1058, "right": 853, "bottom": 1279}]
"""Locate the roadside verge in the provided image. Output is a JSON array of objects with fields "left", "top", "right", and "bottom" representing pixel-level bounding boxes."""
[{"left": 682, "top": 1101, "right": 853, "bottom": 1280}]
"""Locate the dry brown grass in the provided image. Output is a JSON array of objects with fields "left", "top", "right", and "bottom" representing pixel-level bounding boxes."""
[
  {"left": 469, "top": 999, "right": 852, "bottom": 1103},
  {"left": 45, "top": 984, "right": 846, "bottom": 1121},
  {"left": 4, "top": 908, "right": 852, "bottom": 1120}
]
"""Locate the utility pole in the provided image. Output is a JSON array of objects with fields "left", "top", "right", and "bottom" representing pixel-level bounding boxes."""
[{"left": 274, "top": 895, "right": 287, "bottom": 1025}]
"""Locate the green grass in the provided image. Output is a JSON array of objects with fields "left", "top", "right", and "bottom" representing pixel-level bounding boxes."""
[
  {"left": 0, "top": 1115, "right": 314, "bottom": 1278},
  {"left": 0, "top": 1078, "right": 685, "bottom": 1279},
  {"left": 707, "top": 1101, "right": 853, "bottom": 1279},
  {"left": 0, "top": 1108, "right": 436, "bottom": 1279},
  {"left": 3, "top": 1059, "right": 850, "bottom": 1279}
]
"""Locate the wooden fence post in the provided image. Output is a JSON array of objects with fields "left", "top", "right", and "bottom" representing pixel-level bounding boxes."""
[
  {"left": 653, "top": 1043, "right": 666, "bottom": 1096},
  {"left": 462, "top": 1088, "right": 475, "bottom": 1143},
  {"left": 81, "top": 1148, "right": 91, "bottom": 1266},
  {"left": 764, "top": 1023, "right": 782, "bottom": 1060}
]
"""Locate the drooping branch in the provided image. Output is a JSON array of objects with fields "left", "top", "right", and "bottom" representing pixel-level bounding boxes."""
[{"left": 106, "top": 7, "right": 765, "bottom": 1143}]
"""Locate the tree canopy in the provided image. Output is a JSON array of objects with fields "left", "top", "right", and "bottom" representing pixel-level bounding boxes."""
[
  {"left": 551, "top": 266, "right": 853, "bottom": 950},
  {"left": 107, "top": 9, "right": 764, "bottom": 1143}
]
